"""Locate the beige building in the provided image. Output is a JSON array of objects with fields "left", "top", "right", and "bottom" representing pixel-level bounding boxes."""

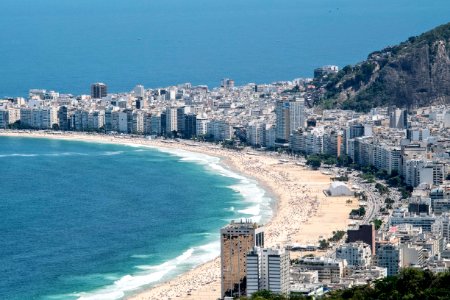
[{"left": 220, "top": 220, "right": 264, "bottom": 299}]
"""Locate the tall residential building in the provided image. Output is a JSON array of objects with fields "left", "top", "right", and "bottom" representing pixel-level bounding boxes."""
[
  {"left": 275, "top": 98, "right": 305, "bottom": 144},
  {"left": 132, "top": 110, "right": 144, "bottom": 134},
  {"left": 220, "top": 220, "right": 264, "bottom": 299},
  {"left": 207, "top": 120, "right": 233, "bottom": 141},
  {"left": 184, "top": 114, "right": 197, "bottom": 139},
  {"left": 196, "top": 117, "right": 209, "bottom": 136},
  {"left": 133, "top": 84, "right": 145, "bottom": 98},
  {"left": 375, "top": 240, "right": 402, "bottom": 276},
  {"left": 246, "top": 247, "right": 290, "bottom": 298},
  {"left": 143, "top": 112, "right": 152, "bottom": 135},
  {"left": 58, "top": 106, "right": 69, "bottom": 131},
  {"left": 151, "top": 114, "right": 161, "bottom": 135},
  {"left": 389, "top": 107, "right": 408, "bottom": 129},
  {"left": 176, "top": 107, "right": 185, "bottom": 136},
  {"left": 165, "top": 107, "right": 178, "bottom": 135},
  {"left": 91, "top": 83, "right": 107, "bottom": 99},
  {"left": 118, "top": 111, "right": 128, "bottom": 133},
  {"left": 0, "top": 108, "right": 20, "bottom": 129}
]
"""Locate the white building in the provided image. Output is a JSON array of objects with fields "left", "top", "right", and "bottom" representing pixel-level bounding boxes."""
[
  {"left": 246, "top": 247, "right": 290, "bottom": 298},
  {"left": 403, "top": 160, "right": 445, "bottom": 187},
  {"left": 20, "top": 107, "right": 57, "bottom": 129},
  {"left": 165, "top": 107, "right": 178, "bottom": 134},
  {"left": 0, "top": 108, "right": 20, "bottom": 128},
  {"left": 293, "top": 257, "right": 346, "bottom": 284},
  {"left": 275, "top": 98, "right": 305, "bottom": 143},
  {"left": 444, "top": 110, "right": 450, "bottom": 128},
  {"left": 196, "top": 117, "right": 209, "bottom": 136},
  {"left": 390, "top": 209, "right": 439, "bottom": 232},
  {"left": 118, "top": 111, "right": 128, "bottom": 133},
  {"left": 375, "top": 240, "right": 402, "bottom": 276},
  {"left": 336, "top": 242, "right": 372, "bottom": 267},
  {"left": 247, "top": 122, "right": 265, "bottom": 147},
  {"left": 207, "top": 120, "right": 233, "bottom": 141},
  {"left": 132, "top": 110, "right": 144, "bottom": 134},
  {"left": 133, "top": 85, "right": 145, "bottom": 98}
]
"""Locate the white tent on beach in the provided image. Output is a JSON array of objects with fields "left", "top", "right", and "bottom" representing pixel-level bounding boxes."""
[{"left": 328, "top": 181, "right": 353, "bottom": 196}]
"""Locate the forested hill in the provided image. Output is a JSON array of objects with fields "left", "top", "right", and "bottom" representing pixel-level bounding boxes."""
[{"left": 319, "top": 22, "right": 450, "bottom": 112}]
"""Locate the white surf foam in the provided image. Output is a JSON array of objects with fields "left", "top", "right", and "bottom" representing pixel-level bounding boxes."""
[
  {"left": 75, "top": 243, "right": 218, "bottom": 300},
  {"left": 144, "top": 145, "right": 273, "bottom": 221},
  {"left": 238, "top": 205, "right": 261, "bottom": 216},
  {"left": 0, "top": 153, "right": 38, "bottom": 157},
  {"left": 130, "top": 254, "right": 153, "bottom": 259},
  {"left": 100, "top": 151, "right": 124, "bottom": 156}
]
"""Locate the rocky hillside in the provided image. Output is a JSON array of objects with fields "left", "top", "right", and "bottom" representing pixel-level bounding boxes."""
[{"left": 320, "top": 22, "right": 450, "bottom": 111}]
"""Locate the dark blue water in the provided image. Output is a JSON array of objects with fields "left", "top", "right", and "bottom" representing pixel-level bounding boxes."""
[
  {"left": 0, "top": 0, "right": 448, "bottom": 96},
  {"left": 0, "top": 137, "right": 272, "bottom": 299}
]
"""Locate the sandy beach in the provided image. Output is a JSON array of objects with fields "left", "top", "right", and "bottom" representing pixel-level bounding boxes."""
[{"left": 0, "top": 131, "right": 358, "bottom": 300}]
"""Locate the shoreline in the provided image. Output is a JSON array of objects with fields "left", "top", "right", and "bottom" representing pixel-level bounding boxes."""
[{"left": 0, "top": 130, "right": 358, "bottom": 300}]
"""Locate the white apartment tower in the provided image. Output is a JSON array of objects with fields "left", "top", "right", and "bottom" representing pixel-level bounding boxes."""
[
  {"left": 165, "top": 107, "right": 178, "bottom": 134},
  {"left": 133, "top": 85, "right": 145, "bottom": 98},
  {"left": 246, "top": 247, "right": 290, "bottom": 298}
]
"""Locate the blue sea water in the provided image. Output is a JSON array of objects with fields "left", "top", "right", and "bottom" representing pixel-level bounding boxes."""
[
  {"left": 0, "top": 136, "right": 272, "bottom": 299},
  {"left": 0, "top": 0, "right": 449, "bottom": 97}
]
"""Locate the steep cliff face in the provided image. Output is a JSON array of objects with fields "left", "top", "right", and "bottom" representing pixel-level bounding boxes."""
[{"left": 322, "top": 22, "right": 450, "bottom": 111}]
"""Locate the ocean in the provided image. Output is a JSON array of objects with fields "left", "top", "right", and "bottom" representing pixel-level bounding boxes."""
[
  {"left": 0, "top": 0, "right": 449, "bottom": 97},
  {"left": 0, "top": 136, "right": 272, "bottom": 299}
]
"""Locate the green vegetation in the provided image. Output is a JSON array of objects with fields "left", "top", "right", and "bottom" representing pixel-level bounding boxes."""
[
  {"left": 222, "top": 139, "right": 243, "bottom": 150},
  {"left": 384, "top": 197, "right": 394, "bottom": 205},
  {"left": 350, "top": 206, "right": 366, "bottom": 218},
  {"left": 329, "top": 230, "right": 346, "bottom": 242},
  {"left": 325, "top": 268, "right": 450, "bottom": 300},
  {"left": 387, "top": 175, "right": 402, "bottom": 187},
  {"left": 317, "top": 22, "right": 450, "bottom": 112},
  {"left": 305, "top": 153, "right": 342, "bottom": 170},
  {"left": 306, "top": 155, "right": 321, "bottom": 170},
  {"left": 336, "top": 155, "right": 352, "bottom": 167},
  {"left": 239, "top": 269, "right": 450, "bottom": 300},
  {"left": 360, "top": 172, "right": 375, "bottom": 183},
  {"left": 372, "top": 219, "right": 383, "bottom": 230},
  {"left": 317, "top": 230, "right": 346, "bottom": 250},
  {"left": 333, "top": 175, "right": 349, "bottom": 182},
  {"left": 318, "top": 239, "right": 330, "bottom": 250},
  {"left": 375, "top": 183, "right": 389, "bottom": 195},
  {"left": 239, "top": 290, "right": 310, "bottom": 300}
]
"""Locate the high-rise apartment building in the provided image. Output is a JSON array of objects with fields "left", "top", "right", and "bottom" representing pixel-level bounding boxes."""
[
  {"left": 133, "top": 84, "right": 145, "bottom": 98},
  {"left": 275, "top": 98, "right": 305, "bottom": 144},
  {"left": 246, "top": 247, "right": 290, "bottom": 298},
  {"left": 184, "top": 114, "right": 197, "bottom": 139},
  {"left": 375, "top": 239, "right": 402, "bottom": 276},
  {"left": 91, "top": 83, "right": 108, "bottom": 99},
  {"left": 58, "top": 106, "right": 69, "bottom": 131},
  {"left": 165, "top": 107, "right": 178, "bottom": 135},
  {"left": 220, "top": 220, "right": 264, "bottom": 299},
  {"left": 389, "top": 107, "right": 408, "bottom": 129}
]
